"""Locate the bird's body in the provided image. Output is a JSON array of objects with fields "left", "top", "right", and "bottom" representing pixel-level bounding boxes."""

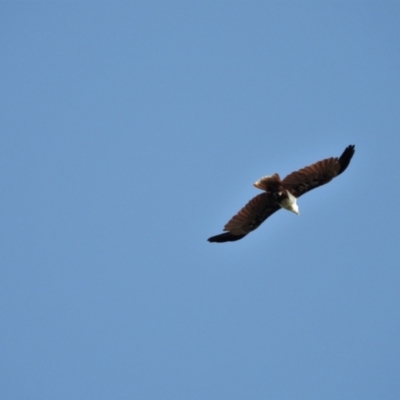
[{"left": 208, "top": 145, "right": 355, "bottom": 243}]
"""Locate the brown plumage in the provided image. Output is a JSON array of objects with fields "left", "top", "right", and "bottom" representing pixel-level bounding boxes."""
[{"left": 208, "top": 145, "right": 355, "bottom": 243}]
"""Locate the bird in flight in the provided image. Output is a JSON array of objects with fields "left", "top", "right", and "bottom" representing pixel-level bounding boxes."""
[{"left": 208, "top": 145, "right": 355, "bottom": 243}]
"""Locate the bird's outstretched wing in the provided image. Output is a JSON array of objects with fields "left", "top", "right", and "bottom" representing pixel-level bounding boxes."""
[
  {"left": 282, "top": 145, "right": 355, "bottom": 198},
  {"left": 208, "top": 145, "right": 355, "bottom": 243},
  {"left": 207, "top": 192, "right": 280, "bottom": 243}
]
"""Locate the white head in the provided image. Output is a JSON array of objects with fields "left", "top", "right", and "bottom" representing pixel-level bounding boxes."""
[
  {"left": 288, "top": 203, "right": 300, "bottom": 215},
  {"left": 279, "top": 190, "right": 300, "bottom": 215}
]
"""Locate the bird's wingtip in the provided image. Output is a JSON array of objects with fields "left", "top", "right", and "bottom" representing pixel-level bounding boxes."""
[{"left": 207, "top": 232, "right": 246, "bottom": 243}]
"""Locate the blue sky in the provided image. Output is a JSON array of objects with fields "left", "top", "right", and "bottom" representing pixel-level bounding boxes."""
[{"left": 1, "top": 2, "right": 400, "bottom": 399}]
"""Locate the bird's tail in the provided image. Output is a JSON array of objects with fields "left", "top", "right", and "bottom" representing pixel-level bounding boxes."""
[{"left": 253, "top": 173, "right": 282, "bottom": 192}]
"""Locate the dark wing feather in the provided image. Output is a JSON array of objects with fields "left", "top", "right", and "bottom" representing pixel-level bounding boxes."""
[
  {"left": 282, "top": 145, "right": 355, "bottom": 198},
  {"left": 207, "top": 232, "right": 246, "bottom": 243},
  {"left": 207, "top": 192, "right": 280, "bottom": 243},
  {"left": 337, "top": 144, "right": 356, "bottom": 174}
]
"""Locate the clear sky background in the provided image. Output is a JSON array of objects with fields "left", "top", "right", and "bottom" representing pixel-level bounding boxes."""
[{"left": 1, "top": 2, "right": 400, "bottom": 399}]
